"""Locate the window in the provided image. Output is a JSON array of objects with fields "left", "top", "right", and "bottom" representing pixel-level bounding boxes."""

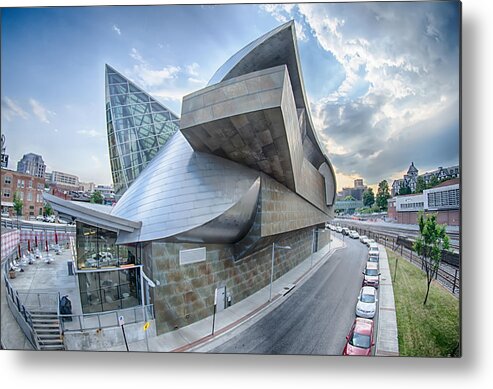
[
  {"left": 37, "top": 183, "right": 44, "bottom": 190},
  {"left": 27, "top": 192, "right": 33, "bottom": 201},
  {"left": 3, "top": 189, "right": 10, "bottom": 198},
  {"left": 18, "top": 192, "right": 24, "bottom": 200},
  {"left": 4, "top": 176, "right": 11, "bottom": 184},
  {"left": 36, "top": 194, "right": 42, "bottom": 203},
  {"left": 28, "top": 180, "right": 33, "bottom": 188},
  {"left": 17, "top": 179, "right": 25, "bottom": 189}
]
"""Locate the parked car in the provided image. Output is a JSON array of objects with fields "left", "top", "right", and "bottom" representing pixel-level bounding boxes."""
[
  {"left": 359, "top": 235, "right": 368, "bottom": 244},
  {"left": 336, "top": 226, "right": 343, "bottom": 233},
  {"left": 362, "top": 262, "right": 381, "bottom": 288},
  {"left": 366, "top": 239, "right": 376, "bottom": 247},
  {"left": 349, "top": 230, "right": 360, "bottom": 239},
  {"left": 36, "top": 215, "right": 45, "bottom": 221},
  {"left": 356, "top": 286, "right": 378, "bottom": 319},
  {"left": 1, "top": 212, "right": 10, "bottom": 218},
  {"left": 368, "top": 245, "right": 380, "bottom": 259},
  {"left": 342, "top": 317, "right": 375, "bottom": 356},
  {"left": 367, "top": 255, "right": 379, "bottom": 264},
  {"left": 342, "top": 227, "right": 350, "bottom": 236}
]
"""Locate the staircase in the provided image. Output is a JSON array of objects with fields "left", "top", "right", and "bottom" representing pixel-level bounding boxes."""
[{"left": 30, "top": 311, "right": 65, "bottom": 351}]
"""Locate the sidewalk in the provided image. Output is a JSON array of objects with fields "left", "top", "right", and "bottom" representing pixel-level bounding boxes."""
[
  {"left": 107, "top": 236, "right": 346, "bottom": 352},
  {"left": 375, "top": 243, "right": 399, "bottom": 356}
]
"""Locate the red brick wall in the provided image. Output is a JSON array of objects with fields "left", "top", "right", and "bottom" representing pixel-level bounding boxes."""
[{"left": 397, "top": 209, "right": 460, "bottom": 226}]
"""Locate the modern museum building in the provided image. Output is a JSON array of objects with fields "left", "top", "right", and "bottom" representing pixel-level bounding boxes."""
[{"left": 45, "top": 21, "right": 337, "bottom": 335}]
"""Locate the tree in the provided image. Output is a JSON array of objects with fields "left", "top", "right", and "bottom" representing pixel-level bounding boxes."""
[
  {"left": 363, "top": 188, "right": 375, "bottom": 207},
  {"left": 428, "top": 175, "right": 439, "bottom": 188},
  {"left": 44, "top": 202, "right": 53, "bottom": 216},
  {"left": 415, "top": 176, "right": 427, "bottom": 193},
  {"left": 398, "top": 185, "right": 412, "bottom": 195},
  {"left": 13, "top": 192, "right": 23, "bottom": 217},
  {"left": 413, "top": 212, "right": 450, "bottom": 305},
  {"left": 90, "top": 190, "right": 104, "bottom": 204},
  {"left": 376, "top": 180, "right": 391, "bottom": 210}
]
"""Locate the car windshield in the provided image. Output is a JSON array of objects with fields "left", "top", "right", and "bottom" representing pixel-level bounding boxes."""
[
  {"left": 368, "top": 257, "right": 378, "bottom": 262},
  {"left": 350, "top": 332, "right": 371, "bottom": 348},
  {"left": 361, "top": 294, "right": 375, "bottom": 303},
  {"left": 366, "top": 269, "right": 378, "bottom": 276}
]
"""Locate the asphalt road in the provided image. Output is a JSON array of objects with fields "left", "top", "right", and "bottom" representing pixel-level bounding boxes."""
[{"left": 211, "top": 236, "right": 371, "bottom": 355}]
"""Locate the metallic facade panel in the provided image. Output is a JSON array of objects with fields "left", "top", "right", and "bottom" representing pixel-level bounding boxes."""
[
  {"left": 112, "top": 131, "right": 260, "bottom": 244},
  {"left": 205, "top": 20, "right": 337, "bottom": 194}
]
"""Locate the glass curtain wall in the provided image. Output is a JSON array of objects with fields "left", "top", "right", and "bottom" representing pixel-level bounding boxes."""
[
  {"left": 105, "top": 64, "right": 180, "bottom": 197},
  {"left": 75, "top": 222, "right": 140, "bottom": 269},
  {"left": 75, "top": 221, "right": 143, "bottom": 313},
  {"left": 78, "top": 267, "right": 141, "bottom": 313}
]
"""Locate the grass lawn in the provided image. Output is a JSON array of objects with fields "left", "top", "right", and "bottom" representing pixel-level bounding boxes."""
[{"left": 387, "top": 250, "right": 460, "bottom": 357}]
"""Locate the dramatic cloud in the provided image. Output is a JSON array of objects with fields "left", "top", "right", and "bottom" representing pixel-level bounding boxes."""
[
  {"left": 29, "top": 98, "right": 55, "bottom": 124},
  {"left": 261, "top": 2, "right": 459, "bottom": 187},
  {"left": 1, "top": 97, "right": 29, "bottom": 121}
]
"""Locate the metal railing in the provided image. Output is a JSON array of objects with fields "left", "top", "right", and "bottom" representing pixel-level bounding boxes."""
[
  {"left": 1, "top": 218, "right": 76, "bottom": 233},
  {"left": 60, "top": 304, "right": 154, "bottom": 332}
]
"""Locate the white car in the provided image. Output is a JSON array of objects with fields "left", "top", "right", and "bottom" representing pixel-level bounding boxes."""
[
  {"left": 356, "top": 286, "right": 378, "bottom": 319},
  {"left": 336, "top": 226, "right": 343, "bottom": 233},
  {"left": 349, "top": 230, "right": 360, "bottom": 239},
  {"left": 366, "top": 239, "right": 376, "bottom": 247},
  {"left": 368, "top": 244, "right": 380, "bottom": 259},
  {"left": 359, "top": 235, "right": 369, "bottom": 244}
]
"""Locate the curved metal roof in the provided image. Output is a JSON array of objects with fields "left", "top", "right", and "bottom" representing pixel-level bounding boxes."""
[{"left": 112, "top": 131, "right": 260, "bottom": 244}]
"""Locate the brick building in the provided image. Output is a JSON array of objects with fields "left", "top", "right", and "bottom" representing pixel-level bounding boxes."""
[{"left": 1, "top": 168, "right": 45, "bottom": 218}]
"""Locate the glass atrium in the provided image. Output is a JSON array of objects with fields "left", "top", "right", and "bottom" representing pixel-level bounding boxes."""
[{"left": 105, "top": 65, "right": 179, "bottom": 197}]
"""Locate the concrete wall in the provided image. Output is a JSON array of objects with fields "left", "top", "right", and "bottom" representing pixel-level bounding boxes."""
[
  {"left": 396, "top": 209, "right": 460, "bottom": 226},
  {"left": 148, "top": 225, "right": 328, "bottom": 335},
  {"left": 64, "top": 319, "right": 157, "bottom": 351}
]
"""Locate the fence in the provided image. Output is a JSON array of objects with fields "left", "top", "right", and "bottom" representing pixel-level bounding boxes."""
[
  {"left": 338, "top": 223, "right": 460, "bottom": 295},
  {"left": 60, "top": 304, "right": 154, "bottom": 333}
]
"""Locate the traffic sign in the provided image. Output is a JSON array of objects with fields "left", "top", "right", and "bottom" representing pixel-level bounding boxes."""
[{"left": 143, "top": 322, "right": 150, "bottom": 331}]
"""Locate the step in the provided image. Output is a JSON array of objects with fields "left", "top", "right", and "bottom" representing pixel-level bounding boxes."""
[
  {"left": 39, "top": 339, "right": 63, "bottom": 344},
  {"left": 40, "top": 345, "right": 65, "bottom": 350},
  {"left": 37, "top": 334, "right": 62, "bottom": 339},
  {"left": 33, "top": 323, "right": 60, "bottom": 329}
]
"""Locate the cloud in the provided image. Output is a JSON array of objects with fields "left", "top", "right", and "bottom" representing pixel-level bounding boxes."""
[
  {"left": 260, "top": 4, "right": 307, "bottom": 41},
  {"left": 112, "top": 24, "right": 121, "bottom": 35},
  {"left": 29, "top": 98, "right": 55, "bottom": 124},
  {"left": 1, "top": 97, "right": 29, "bottom": 121},
  {"left": 262, "top": 2, "right": 459, "bottom": 186},
  {"left": 77, "top": 129, "right": 104, "bottom": 138}
]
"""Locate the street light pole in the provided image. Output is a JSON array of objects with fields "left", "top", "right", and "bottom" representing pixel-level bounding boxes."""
[{"left": 269, "top": 243, "right": 275, "bottom": 302}]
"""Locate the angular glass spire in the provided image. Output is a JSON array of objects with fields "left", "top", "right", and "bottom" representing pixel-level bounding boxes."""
[{"left": 105, "top": 64, "right": 179, "bottom": 198}]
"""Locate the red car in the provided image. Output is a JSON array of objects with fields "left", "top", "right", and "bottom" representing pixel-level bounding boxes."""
[{"left": 342, "top": 318, "right": 375, "bottom": 356}]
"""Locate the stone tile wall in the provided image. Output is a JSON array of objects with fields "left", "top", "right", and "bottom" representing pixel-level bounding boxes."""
[{"left": 148, "top": 225, "right": 327, "bottom": 335}]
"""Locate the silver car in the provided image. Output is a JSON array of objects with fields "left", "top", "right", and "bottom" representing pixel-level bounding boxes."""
[{"left": 356, "top": 286, "right": 378, "bottom": 319}]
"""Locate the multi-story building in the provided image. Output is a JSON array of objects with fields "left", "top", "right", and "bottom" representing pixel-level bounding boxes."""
[
  {"left": 46, "top": 21, "right": 337, "bottom": 335},
  {"left": 105, "top": 65, "right": 180, "bottom": 198},
  {"left": 16, "top": 153, "right": 46, "bottom": 178},
  {"left": 47, "top": 170, "right": 80, "bottom": 191},
  {"left": 1, "top": 168, "right": 45, "bottom": 218},
  {"left": 391, "top": 162, "right": 459, "bottom": 196},
  {"left": 338, "top": 178, "right": 367, "bottom": 201},
  {"left": 79, "top": 182, "right": 95, "bottom": 193},
  {"left": 387, "top": 178, "right": 460, "bottom": 226}
]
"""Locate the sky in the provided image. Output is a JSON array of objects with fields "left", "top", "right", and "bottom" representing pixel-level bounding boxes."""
[{"left": 1, "top": 1, "right": 460, "bottom": 191}]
